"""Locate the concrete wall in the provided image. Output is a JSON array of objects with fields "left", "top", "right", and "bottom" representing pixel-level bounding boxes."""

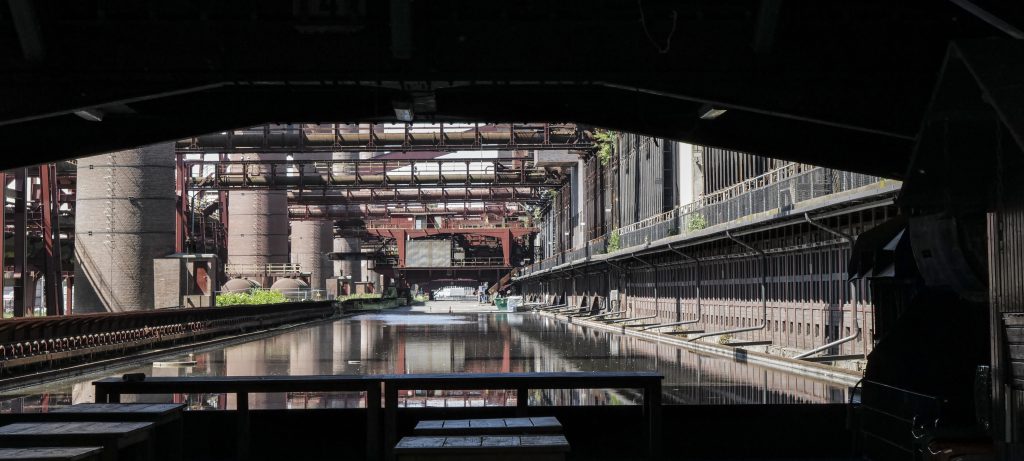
[{"left": 73, "top": 143, "right": 176, "bottom": 312}]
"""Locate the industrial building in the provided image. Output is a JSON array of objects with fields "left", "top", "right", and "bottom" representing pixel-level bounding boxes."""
[{"left": 1, "top": 2, "right": 1023, "bottom": 461}]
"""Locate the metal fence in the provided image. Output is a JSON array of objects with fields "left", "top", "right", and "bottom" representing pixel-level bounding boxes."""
[{"left": 519, "top": 165, "right": 896, "bottom": 278}]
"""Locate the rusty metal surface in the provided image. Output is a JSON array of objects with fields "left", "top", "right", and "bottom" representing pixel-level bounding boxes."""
[{"left": 0, "top": 302, "right": 333, "bottom": 369}]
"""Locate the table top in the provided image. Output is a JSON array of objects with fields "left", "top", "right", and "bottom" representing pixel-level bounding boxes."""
[
  {"left": 0, "top": 447, "right": 104, "bottom": 461},
  {"left": 416, "top": 416, "right": 561, "bottom": 430},
  {"left": 0, "top": 422, "right": 153, "bottom": 437},
  {"left": 52, "top": 404, "right": 183, "bottom": 415},
  {"left": 395, "top": 435, "right": 569, "bottom": 453}
]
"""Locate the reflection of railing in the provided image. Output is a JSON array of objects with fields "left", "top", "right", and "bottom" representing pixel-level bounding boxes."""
[{"left": 520, "top": 165, "right": 898, "bottom": 277}]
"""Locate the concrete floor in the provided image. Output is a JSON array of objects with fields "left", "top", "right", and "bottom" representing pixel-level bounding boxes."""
[{"left": 401, "top": 300, "right": 504, "bottom": 314}]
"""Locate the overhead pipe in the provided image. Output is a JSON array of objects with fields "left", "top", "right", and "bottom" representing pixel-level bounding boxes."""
[
  {"left": 642, "top": 242, "right": 701, "bottom": 331},
  {"left": 794, "top": 213, "right": 862, "bottom": 360},
  {"left": 176, "top": 123, "right": 588, "bottom": 151},
  {"left": 688, "top": 231, "right": 768, "bottom": 342}
]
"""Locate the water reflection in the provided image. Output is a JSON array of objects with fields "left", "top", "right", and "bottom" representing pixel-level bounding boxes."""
[{"left": 0, "top": 312, "right": 848, "bottom": 411}]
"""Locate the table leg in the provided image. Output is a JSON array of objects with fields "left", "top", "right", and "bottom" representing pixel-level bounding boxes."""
[
  {"left": 384, "top": 382, "right": 398, "bottom": 461},
  {"left": 367, "top": 385, "right": 381, "bottom": 461},
  {"left": 236, "top": 392, "right": 250, "bottom": 461},
  {"left": 645, "top": 383, "right": 662, "bottom": 460},
  {"left": 516, "top": 387, "right": 529, "bottom": 417}
]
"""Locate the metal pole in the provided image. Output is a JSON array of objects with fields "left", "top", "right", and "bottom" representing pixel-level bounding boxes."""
[
  {"left": 40, "top": 163, "right": 63, "bottom": 315},
  {"left": 12, "top": 169, "right": 28, "bottom": 317}
]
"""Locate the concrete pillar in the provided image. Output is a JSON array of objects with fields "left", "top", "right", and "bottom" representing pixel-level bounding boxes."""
[{"left": 73, "top": 143, "right": 176, "bottom": 312}]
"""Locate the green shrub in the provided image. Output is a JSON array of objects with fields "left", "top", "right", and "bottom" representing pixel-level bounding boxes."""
[
  {"left": 686, "top": 214, "right": 707, "bottom": 231},
  {"left": 593, "top": 129, "right": 617, "bottom": 166},
  {"left": 607, "top": 229, "right": 621, "bottom": 252},
  {"left": 217, "top": 290, "right": 288, "bottom": 307}
]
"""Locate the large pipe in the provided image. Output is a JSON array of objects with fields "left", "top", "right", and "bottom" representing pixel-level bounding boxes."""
[
  {"left": 287, "top": 188, "right": 545, "bottom": 205},
  {"left": 176, "top": 124, "right": 587, "bottom": 151},
  {"left": 794, "top": 213, "right": 861, "bottom": 360},
  {"left": 688, "top": 231, "right": 768, "bottom": 341}
]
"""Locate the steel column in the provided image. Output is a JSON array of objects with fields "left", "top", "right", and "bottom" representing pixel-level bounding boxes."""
[
  {"left": 39, "top": 163, "right": 64, "bottom": 315},
  {"left": 11, "top": 169, "right": 29, "bottom": 317}
]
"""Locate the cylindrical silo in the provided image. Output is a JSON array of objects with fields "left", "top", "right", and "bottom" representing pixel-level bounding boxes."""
[
  {"left": 73, "top": 143, "right": 176, "bottom": 313},
  {"left": 333, "top": 148, "right": 363, "bottom": 287},
  {"left": 290, "top": 219, "right": 333, "bottom": 290},
  {"left": 227, "top": 153, "right": 289, "bottom": 285}
]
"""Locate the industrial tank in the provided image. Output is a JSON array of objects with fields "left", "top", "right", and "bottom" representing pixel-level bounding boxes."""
[
  {"left": 226, "top": 153, "right": 289, "bottom": 274},
  {"left": 333, "top": 150, "right": 363, "bottom": 284},
  {"left": 222, "top": 278, "right": 261, "bottom": 293},
  {"left": 290, "top": 219, "right": 333, "bottom": 290},
  {"left": 73, "top": 143, "right": 176, "bottom": 312}
]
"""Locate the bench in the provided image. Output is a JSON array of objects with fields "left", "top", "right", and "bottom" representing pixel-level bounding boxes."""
[
  {"left": 414, "top": 417, "right": 562, "bottom": 436},
  {"left": 0, "top": 422, "right": 154, "bottom": 461},
  {"left": 394, "top": 435, "right": 569, "bottom": 461},
  {"left": 0, "top": 447, "right": 105, "bottom": 461},
  {"left": 0, "top": 404, "right": 183, "bottom": 461}
]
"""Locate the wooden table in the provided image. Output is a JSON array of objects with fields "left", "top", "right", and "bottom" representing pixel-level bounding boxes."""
[
  {"left": 0, "top": 448, "right": 105, "bottom": 461},
  {"left": 50, "top": 404, "right": 184, "bottom": 461},
  {"left": 381, "top": 372, "right": 662, "bottom": 459},
  {"left": 414, "top": 417, "right": 562, "bottom": 436},
  {"left": 394, "top": 435, "right": 569, "bottom": 461},
  {"left": 0, "top": 422, "right": 153, "bottom": 461},
  {"left": 94, "top": 375, "right": 382, "bottom": 461}
]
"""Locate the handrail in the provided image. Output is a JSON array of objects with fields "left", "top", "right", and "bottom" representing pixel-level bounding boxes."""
[
  {"left": 526, "top": 165, "right": 894, "bottom": 275},
  {"left": 94, "top": 371, "right": 664, "bottom": 461}
]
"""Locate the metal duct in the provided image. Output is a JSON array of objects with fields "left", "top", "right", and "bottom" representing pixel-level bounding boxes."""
[{"left": 73, "top": 143, "right": 175, "bottom": 313}]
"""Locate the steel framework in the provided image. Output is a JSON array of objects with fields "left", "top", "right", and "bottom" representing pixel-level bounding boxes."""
[{"left": 176, "top": 123, "right": 593, "bottom": 154}]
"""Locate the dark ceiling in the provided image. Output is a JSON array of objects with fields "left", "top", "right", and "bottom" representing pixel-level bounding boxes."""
[{"left": 1, "top": 0, "right": 1020, "bottom": 177}]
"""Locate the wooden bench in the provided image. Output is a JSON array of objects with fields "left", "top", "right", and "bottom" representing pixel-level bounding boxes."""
[
  {"left": 0, "top": 404, "right": 183, "bottom": 461},
  {"left": 414, "top": 417, "right": 562, "bottom": 436},
  {"left": 0, "top": 422, "right": 154, "bottom": 461},
  {"left": 394, "top": 435, "right": 569, "bottom": 461},
  {"left": 49, "top": 404, "right": 183, "bottom": 461},
  {"left": 0, "top": 448, "right": 105, "bottom": 461}
]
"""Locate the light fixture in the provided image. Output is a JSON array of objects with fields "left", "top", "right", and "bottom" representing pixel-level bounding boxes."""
[
  {"left": 698, "top": 104, "right": 728, "bottom": 120},
  {"left": 392, "top": 98, "right": 414, "bottom": 122},
  {"left": 73, "top": 108, "right": 104, "bottom": 122}
]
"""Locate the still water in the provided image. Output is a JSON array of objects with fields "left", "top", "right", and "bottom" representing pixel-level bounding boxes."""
[{"left": 0, "top": 310, "right": 849, "bottom": 411}]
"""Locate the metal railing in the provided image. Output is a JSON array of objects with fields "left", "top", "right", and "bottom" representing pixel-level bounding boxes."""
[
  {"left": 224, "top": 263, "right": 304, "bottom": 277},
  {"left": 93, "top": 371, "right": 662, "bottom": 461},
  {"left": 518, "top": 165, "right": 897, "bottom": 278}
]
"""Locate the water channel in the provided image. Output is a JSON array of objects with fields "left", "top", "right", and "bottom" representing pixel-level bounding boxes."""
[{"left": 0, "top": 304, "right": 850, "bottom": 412}]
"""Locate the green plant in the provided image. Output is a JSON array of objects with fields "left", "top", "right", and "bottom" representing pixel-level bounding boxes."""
[
  {"left": 593, "top": 129, "right": 617, "bottom": 166},
  {"left": 217, "top": 290, "right": 288, "bottom": 307},
  {"left": 686, "top": 214, "right": 707, "bottom": 231},
  {"left": 607, "top": 229, "right": 621, "bottom": 252}
]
